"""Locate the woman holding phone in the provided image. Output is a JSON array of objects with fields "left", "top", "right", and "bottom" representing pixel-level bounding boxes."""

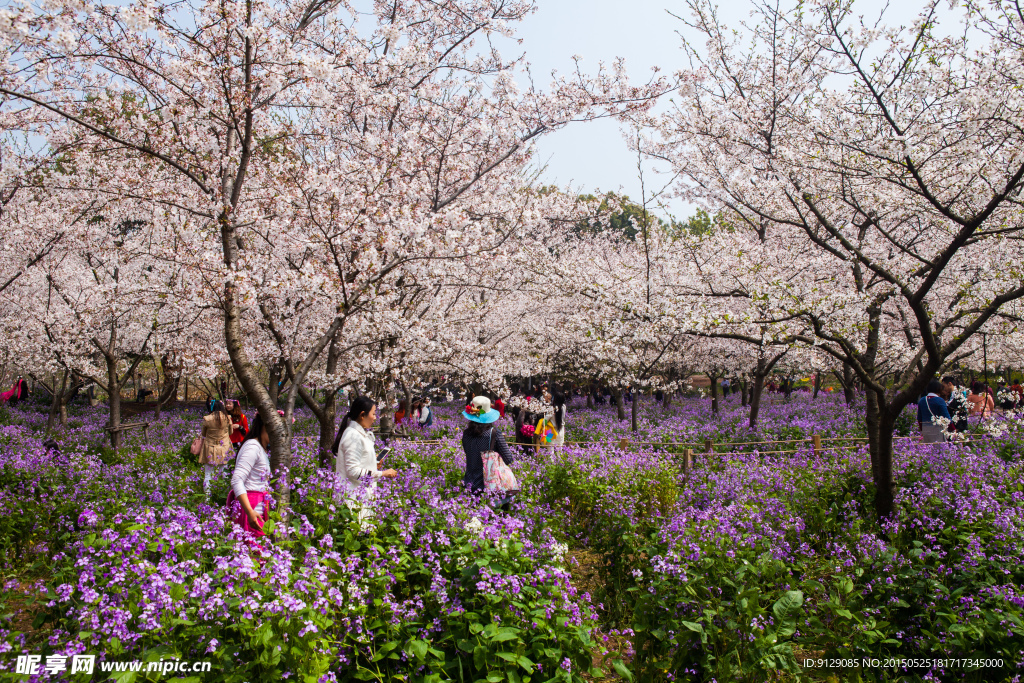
[{"left": 332, "top": 396, "right": 397, "bottom": 522}]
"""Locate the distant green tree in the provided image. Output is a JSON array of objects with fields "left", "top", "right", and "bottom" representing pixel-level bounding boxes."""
[
  {"left": 669, "top": 208, "right": 716, "bottom": 237},
  {"left": 575, "top": 192, "right": 721, "bottom": 241},
  {"left": 575, "top": 191, "right": 667, "bottom": 241}
]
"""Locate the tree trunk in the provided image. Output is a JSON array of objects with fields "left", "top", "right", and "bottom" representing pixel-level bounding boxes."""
[
  {"left": 813, "top": 372, "right": 821, "bottom": 399},
  {"left": 294, "top": 331, "right": 341, "bottom": 469},
  {"left": 630, "top": 388, "right": 638, "bottom": 432},
  {"left": 378, "top": 384, "right": 397, "bottom": 437},
  {"left": 741, "top": 377, "right": 749, "bottom": 407},
  {"left": 154, "top": 353, "right": 180, "bottom": 420},
  {"left": 403, "top": 380, "right": 413, "bottom": 422},
  {"left": 586, "top": 387, "right": 594, "bottom": 409},
  {"left": 710, "top": 374, "right": 720, "bottom": 414},
  {"left": 614, "top": 388, "right": 626, "bottom": 421},
  {"left": 748, "top": 373, "right": 765, "bottom": 429},
  {"left": 224, "top": 281, "right": 292, "bottom": 513},
  {"left": 105, "top": 356, "right": 122, "bottom": 449},
  {"left": 46, "top": 371, "right": 67, "bottom": 434},
  {"left": 268, "top": 360, "right": 283, "bottom": 406},
  {"left": 865, "top": 388, "right": 896, "bottom": 520},
  {"left": 843, "top": 363, "right": 855, "bottom": 407}
]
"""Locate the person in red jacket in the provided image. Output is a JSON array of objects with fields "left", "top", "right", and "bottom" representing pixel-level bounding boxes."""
[{"left": 228, "top": 401, "right": 249, "bottom": 450}]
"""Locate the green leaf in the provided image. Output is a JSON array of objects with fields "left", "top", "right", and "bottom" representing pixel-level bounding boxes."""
[
  {"left": 772, "top": 590, "right": 804, "bottom": 623},
  {"left": 681, "top": 621, "right": 703, "bottom": 633},
  {"left": 493, "top": 628, "right": 520, "bottom": 642},
  {"left": 612, "top": 659, "right": 634, "bottom": 682},
  {"left": 408, "top": 639, "right": 428, "bottom": 661}
]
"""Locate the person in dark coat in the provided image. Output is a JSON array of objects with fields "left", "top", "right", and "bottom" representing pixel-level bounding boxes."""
[
  {"left": 461, "top": 396, "right": 514, "bottom": 495},
  {"left": 942, "top": 376, "right": 969, "bottom": 432}
]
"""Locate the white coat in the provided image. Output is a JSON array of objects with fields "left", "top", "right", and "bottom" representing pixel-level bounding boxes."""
[{"left": 335, "top": 422, "right": 381, "bottom": 501}]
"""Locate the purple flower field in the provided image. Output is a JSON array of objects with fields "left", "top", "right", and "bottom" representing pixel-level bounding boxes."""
[{"left": 0, "top": 393, "right": 1022, "bottom": 682}]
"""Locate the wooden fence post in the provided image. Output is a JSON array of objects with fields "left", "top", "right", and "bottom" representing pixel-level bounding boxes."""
[
  {"left": 812, "top": 433, "right": 822, "bottom": 457},
  {"left": 704, "top": 438, "right": 713, "bottom": 455},
  {"left": 683, "top": 448, "right": 693, "bottom": 474},
  {"left": 618, "top": 437, "right": 629, "bottom": 451}
]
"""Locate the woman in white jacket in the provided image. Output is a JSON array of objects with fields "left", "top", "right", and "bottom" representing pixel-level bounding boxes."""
[{"left": 331, "top": 396, "right": 396, "bottom": 521}]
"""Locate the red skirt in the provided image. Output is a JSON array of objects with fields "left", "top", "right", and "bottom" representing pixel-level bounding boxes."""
[{"left": 226, "top": 489, "right": 269, "bottom": 538}]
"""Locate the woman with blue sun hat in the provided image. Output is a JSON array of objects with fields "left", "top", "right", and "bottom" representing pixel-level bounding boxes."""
[{"left": 460, "top": 395, "right": 516, "bottom": 496}]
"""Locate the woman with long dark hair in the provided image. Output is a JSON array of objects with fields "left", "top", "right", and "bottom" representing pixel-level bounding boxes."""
[
  {"left": 512, "top": 405, "right": 537, "bottom": 456},
  {"left": 199, "top": 400, "right": 234, "bottom": 496},
  {"left": 228, "top": 400, "right": 249, "bottom": 451},
  {"left": 412, "top": 397, "right": 433, "bottom": 428},
  {"left": 332, "top": 396, "right": 397, "bottom": 520},
  {"left": 551, "top": 391, "right": 567, "bottom": 450},
  {"left": 228, "top": 412, "right": 272, "bottom": 538}
]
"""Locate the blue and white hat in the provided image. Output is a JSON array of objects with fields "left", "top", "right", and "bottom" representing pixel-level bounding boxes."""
[{"left": 462, "top": 396, "right": 500, "bottom": 424}]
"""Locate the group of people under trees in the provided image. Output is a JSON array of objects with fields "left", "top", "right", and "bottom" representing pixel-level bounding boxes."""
[
  {"left": 916, "top": 376, "right": 1015, "bottom": 443},
  {"left": 200, "top": 382, "right": 571, "bottom": 542},
  {"left": 392, "top": 397, "right": 434, "bottom": 428}
]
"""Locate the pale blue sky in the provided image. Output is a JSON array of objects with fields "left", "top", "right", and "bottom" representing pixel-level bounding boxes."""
[
  {"left": 512, "top": 0, "right": 935, "bottom": 220},
  {"left": 514, "top": 0, "right": 688, "bottom": 217}
]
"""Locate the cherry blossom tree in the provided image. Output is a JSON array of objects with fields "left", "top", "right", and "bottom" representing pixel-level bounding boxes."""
[
  {"left": 643, "top": 0, "right": 1024, "bottom": 517},
  {"left": 0, "top": 0, "right": 664, "bottom": 505}
]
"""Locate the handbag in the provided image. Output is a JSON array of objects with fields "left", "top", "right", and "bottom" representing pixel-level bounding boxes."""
[{"left": 481, "top": 428, "right": 518, "bottom": 493}]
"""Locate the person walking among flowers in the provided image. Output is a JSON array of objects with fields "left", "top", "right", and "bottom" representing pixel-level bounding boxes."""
[
  {"left": 461, "top": 396, "right": 515, "bottom": 495},
  {"left": 917, "top": 379, "right": 951, "bottom": 444},
  {"left": 333, "top": 396, "right": 397, "bottom": 524},
  {"left": 228, "top": 412, "right": 272, "bottom": 539},
  {"left": 228, "top": 400, "right": 248, "bottom": 451},
  {"left": 199, "top": 401, "right": 234, "bottom": 496}
]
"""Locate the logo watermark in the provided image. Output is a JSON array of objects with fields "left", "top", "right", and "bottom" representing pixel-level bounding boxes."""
[{"left": 14, "top": 654, "right": 212, "bottom": 677}]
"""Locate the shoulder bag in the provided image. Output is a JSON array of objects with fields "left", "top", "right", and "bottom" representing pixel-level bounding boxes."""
[{"left": 481, "top": 428, "right": 518, "bottom": 492}]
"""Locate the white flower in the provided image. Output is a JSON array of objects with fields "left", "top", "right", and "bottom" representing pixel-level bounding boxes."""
[{"left": 551, "top": 542, "right": 569, "bottom": 564}]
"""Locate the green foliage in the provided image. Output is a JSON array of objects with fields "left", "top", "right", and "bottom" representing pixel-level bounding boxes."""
[
  {"left": 574, "top": 193, "right": 721, "bottom": 243},
  {"left": 666, "top": 209, "right": 719, "bottom": 238}
]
